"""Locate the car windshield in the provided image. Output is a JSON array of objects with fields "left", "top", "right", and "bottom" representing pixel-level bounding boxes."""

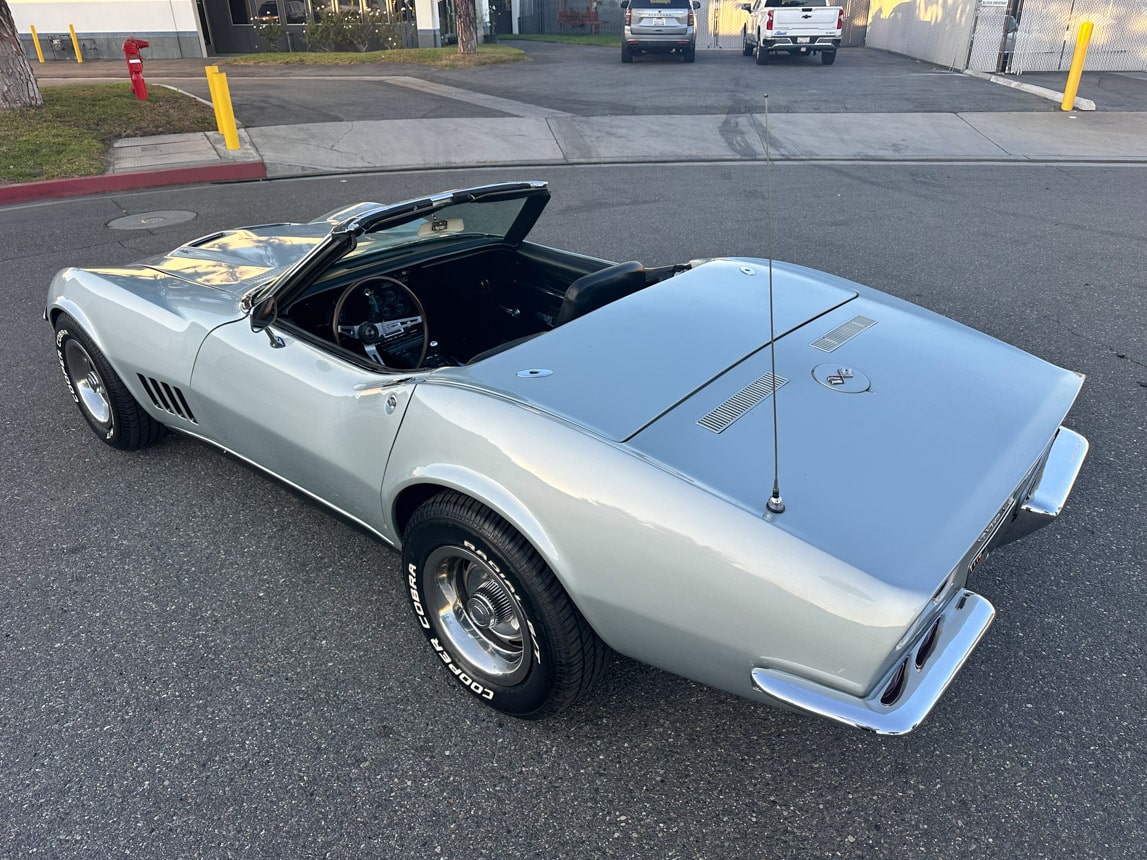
[{"left": 344, "top": 195, "right": 532, "bottom": 260}]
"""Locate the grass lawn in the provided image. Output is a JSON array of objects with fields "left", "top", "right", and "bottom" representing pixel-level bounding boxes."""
[
  {"left": 499, "top": 33, "right": 620, "bottom": 48},
  {"left": 221, "top": 44, "right": 526, "bottom": 69},
  {"left": 0, "top": 84, "right": 217, "bottom": 185}
]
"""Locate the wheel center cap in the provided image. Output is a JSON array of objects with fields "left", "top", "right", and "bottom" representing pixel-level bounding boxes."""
[
  {"left": 465, "top": 580, "right": 517, "bottom": 630},
  {"left": 466, "top": 593, "right": 498, "bottom": 628}
]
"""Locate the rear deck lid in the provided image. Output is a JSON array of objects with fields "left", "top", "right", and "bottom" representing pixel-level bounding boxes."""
[{"left": 438, "top": 259, "right": 856, "bottom": 441}]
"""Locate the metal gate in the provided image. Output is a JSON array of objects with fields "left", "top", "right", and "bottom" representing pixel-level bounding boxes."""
[
  {"left": 697, "top": 0, "right": 749, "bottom": 49},
  {"left": 697, "top": 0, "right": 868, "bottom": 50},
  {"left": 975, "top": 0, "right": 1147, "bottom": 73}
]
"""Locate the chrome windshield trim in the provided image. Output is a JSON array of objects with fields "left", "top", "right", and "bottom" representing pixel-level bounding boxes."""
[{"left": 751, "top": 590, "right": 996, "bottom": 736}]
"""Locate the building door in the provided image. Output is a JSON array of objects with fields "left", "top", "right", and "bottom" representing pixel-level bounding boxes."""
[{"left": 197, "top": 0, "right": 216, "bottom": 53}]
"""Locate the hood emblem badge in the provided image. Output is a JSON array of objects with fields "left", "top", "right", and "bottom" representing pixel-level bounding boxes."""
[{"left": 813, "top": 364, "right": 870, "bottom": 393}]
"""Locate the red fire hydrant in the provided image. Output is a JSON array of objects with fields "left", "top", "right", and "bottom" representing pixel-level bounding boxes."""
[{"left": 122, "top": 37, "right": 150, "bottom": 101}]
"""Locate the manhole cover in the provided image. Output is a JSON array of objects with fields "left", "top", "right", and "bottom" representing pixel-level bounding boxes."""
[{"left": 108, "top": 210, "right": 197, "bottom": 230}]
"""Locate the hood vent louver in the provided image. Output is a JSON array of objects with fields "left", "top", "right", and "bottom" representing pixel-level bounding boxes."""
[
  {"left": 811, "top": 315, "right": 876, "bottom": 352},
  {"left": 138, "top": 375, "right": 197, "bottom": 424},
  {"left": 698, "top": 373, "right": 788, "bottom": 434}
]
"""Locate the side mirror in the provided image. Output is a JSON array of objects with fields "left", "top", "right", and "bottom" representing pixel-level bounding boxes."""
[
  {"left": 740, "top": 3, "right": 752, "bottom": 10},
  {"left": 693, "top": 1, "right": 701, "bottom": 7},
  {"left": 249, "top": 295, "right": 276, "bottom": 332},
  {"left": 620, "top": 0, "right": 629, "bottom": 7},
  {"left": 249, "top": 296, "right": 286, "bottom": 348}
]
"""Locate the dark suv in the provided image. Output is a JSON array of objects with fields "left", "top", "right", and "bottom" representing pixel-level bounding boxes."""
[{"left": 621, "top": 0, "right": 703, "bottom": 63}]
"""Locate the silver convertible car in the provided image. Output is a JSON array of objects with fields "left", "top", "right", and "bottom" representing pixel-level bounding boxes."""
[{"left": 46, "top": 182, "right": 1088, "bottom": 734}]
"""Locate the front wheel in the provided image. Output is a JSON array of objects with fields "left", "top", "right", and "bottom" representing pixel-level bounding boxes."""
[
  {"left": 54, "top": 314, "right": 165, "bottom": 450},
  {"left": 742, "top": 29, "right": 753, "bottom": 56},
  {"left": 821, "top": 50, "right": 836, "bottom": 65},
  {"left": 402, "top": 491, "right": 608, "bottom": 719}
]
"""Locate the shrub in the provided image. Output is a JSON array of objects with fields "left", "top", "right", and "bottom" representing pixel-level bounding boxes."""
[
  {"left": 252, "top": 19, "right": 285, "bottom": 52},
  {"left": 304, "top": 10, "right": 357, "bottom": 52}
]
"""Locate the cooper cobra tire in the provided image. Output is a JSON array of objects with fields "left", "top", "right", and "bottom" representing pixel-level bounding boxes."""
[
  {"left": 53, "top": 314, "right": 165, "bottom": 450},
  {"left": 402, "top": 491, "right": 608, "bottom": 719}
]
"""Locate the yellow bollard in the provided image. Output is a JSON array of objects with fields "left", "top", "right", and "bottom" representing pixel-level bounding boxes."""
[
  {"left": 30, "top": 25, "right": 45, "bottom": 63},
  {"left": 68, "top": 24, "right": 83, "bottom": 63},
  {"left": 215, "top": 72, "right": 241, "bottom": 151},
  {"left": 205, "top": 66, "right": 226, "bottom": 135},
  {"left": 1061, "top": 21, "right": 1093, "bottom": 111}
]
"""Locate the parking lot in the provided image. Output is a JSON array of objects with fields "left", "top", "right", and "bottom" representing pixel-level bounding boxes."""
[{"left": 4, "top": 45, "right": 1146, "bottom": 859}]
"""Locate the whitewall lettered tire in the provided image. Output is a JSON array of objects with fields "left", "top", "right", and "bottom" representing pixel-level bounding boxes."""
[{"left": 402, "top": 491, "right": 608, "bottom": 719}]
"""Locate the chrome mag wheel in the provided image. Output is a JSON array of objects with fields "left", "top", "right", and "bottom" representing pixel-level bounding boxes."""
[
  {"left": 422, "top": 544, "right": 529, "bottom": 686},
  {"left": 63, "top": 339, "right": 113, "bottom": 432}
]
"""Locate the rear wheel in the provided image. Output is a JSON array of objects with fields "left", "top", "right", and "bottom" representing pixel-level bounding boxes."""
[
  {"left": 755, "top": 41, "right": 770, "bottom": 65},
  {"left": 53, "top": 314, "right": 165, "bottom": 450},
  {"left": 821, "top": 50, "right": 836, "bottom": 65},
  {"left": 402, "top": 491, "right": 609, "bottom": 719},
  {"left": 683, "top": 45, "right": 695, "bottom": 63},
  {"left": 621, "top": 43, "right": 633, "bottom": 63}
]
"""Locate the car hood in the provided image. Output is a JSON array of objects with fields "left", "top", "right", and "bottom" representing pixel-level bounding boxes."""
[
  {"left": 139, "top": 223, "right": 332, "bottom": 298},
  {"left": 440, "top": 259, "right": 1083, "bottom": 593}
]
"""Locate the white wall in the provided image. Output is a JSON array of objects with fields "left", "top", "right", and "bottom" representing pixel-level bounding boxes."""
[
  {"left": 865, "top": 0, "right": 978, "bottom": 68},
  {"left": 11, "top": 0, "right": 200, "bottom": 35}
]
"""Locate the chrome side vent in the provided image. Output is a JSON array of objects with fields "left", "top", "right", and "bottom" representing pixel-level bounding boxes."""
[
  {"left": 811, "top": 315, "right": 876, "bottom": 352},
  {"left": 697, "top": 373, "right": 787, "bottom": 434},
  {"left": 137, "top": 375, "right": 197, "bottom": 424}
]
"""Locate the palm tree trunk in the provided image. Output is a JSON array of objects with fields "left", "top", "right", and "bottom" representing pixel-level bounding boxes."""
[
  {"left": 1, "top": 0, "right": 43, "bottom": 109},
  {"left": 456, "top": 0, "right": 478, "bottom": 55}
]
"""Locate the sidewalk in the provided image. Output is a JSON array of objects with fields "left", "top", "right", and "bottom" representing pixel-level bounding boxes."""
[
  {"left": 5, "top": 56, "right": 1147, "bottom": 205},
  {"left": 243, "top": 111, "right": 1147, "bottom": 177}
]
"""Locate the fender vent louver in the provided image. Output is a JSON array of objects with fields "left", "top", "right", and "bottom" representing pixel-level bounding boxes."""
[
  {"left": 137, "top": 375, "right": 197, "bottom": 424},
  {"left": 811, "top": 315, "right": 877, "bottom": 352},
  {"left": 697, "top": 373, "right": 787, "bottom": 434}
]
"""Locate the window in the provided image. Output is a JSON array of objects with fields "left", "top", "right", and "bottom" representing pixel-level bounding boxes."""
[{"left": 229, "top": 0, "right": 251, "bottom": 25}]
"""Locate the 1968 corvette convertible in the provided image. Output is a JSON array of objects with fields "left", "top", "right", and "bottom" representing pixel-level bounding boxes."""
[{"left": 46, "top": 182, "right": 1088, "bottom": 734}]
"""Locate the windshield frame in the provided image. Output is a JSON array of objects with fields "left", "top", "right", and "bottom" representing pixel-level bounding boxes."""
[{"left": 247, "top": 181, "right": 549, "bottom": 317}]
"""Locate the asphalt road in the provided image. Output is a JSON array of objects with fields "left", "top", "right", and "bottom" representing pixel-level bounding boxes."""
[
  {"left": 132, "top": 44, "right": 1147, "bottom": 127},
  {"left": 2, "top": 161, "right": 1145, "bottom": 858}
]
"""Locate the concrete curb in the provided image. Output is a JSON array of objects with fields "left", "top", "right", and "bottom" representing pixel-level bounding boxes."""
[
  {"left": 963, "top": 70, "right": 1096, "bottom": 111},
  {"left": 0, "top": 160, "right": 266, "bottom": 206}
]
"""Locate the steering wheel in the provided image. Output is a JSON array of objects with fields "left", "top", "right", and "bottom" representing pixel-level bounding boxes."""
[{"left": 332, "top": 275, "right": 428, "bottom": 369}]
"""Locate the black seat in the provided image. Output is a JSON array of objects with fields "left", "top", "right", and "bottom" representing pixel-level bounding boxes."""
[
  {"left": 555, "top": 261, "right": 647, "bottom": 326},
  {"left": 467, "top": 261, "right": 648, "bottom": 364}
]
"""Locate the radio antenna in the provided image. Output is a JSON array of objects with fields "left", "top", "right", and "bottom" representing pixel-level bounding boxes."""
[{"left": 763, "top": 93, "right": 785, "bottom": 515}]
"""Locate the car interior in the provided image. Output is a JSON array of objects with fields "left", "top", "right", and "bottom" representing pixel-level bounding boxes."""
[{"left": 280, "top": 240, "right": 685, "bottom": 372}]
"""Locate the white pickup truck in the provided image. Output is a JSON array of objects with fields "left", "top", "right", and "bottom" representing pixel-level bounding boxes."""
[{"left": 740, "top": 0, "right": 843, "bottom": 65}]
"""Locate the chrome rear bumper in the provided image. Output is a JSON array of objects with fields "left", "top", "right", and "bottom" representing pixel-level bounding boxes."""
[
  {"left": 751, "top": 590, "right": 996, "bottom": 735},
  {"left": 1006, "top": 426, "right": 1089, "bottom": 543}
]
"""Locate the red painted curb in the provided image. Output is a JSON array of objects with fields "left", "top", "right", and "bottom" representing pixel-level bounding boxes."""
[{"left": 0, "top": 160, "right": 267, "bottom": 205}]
